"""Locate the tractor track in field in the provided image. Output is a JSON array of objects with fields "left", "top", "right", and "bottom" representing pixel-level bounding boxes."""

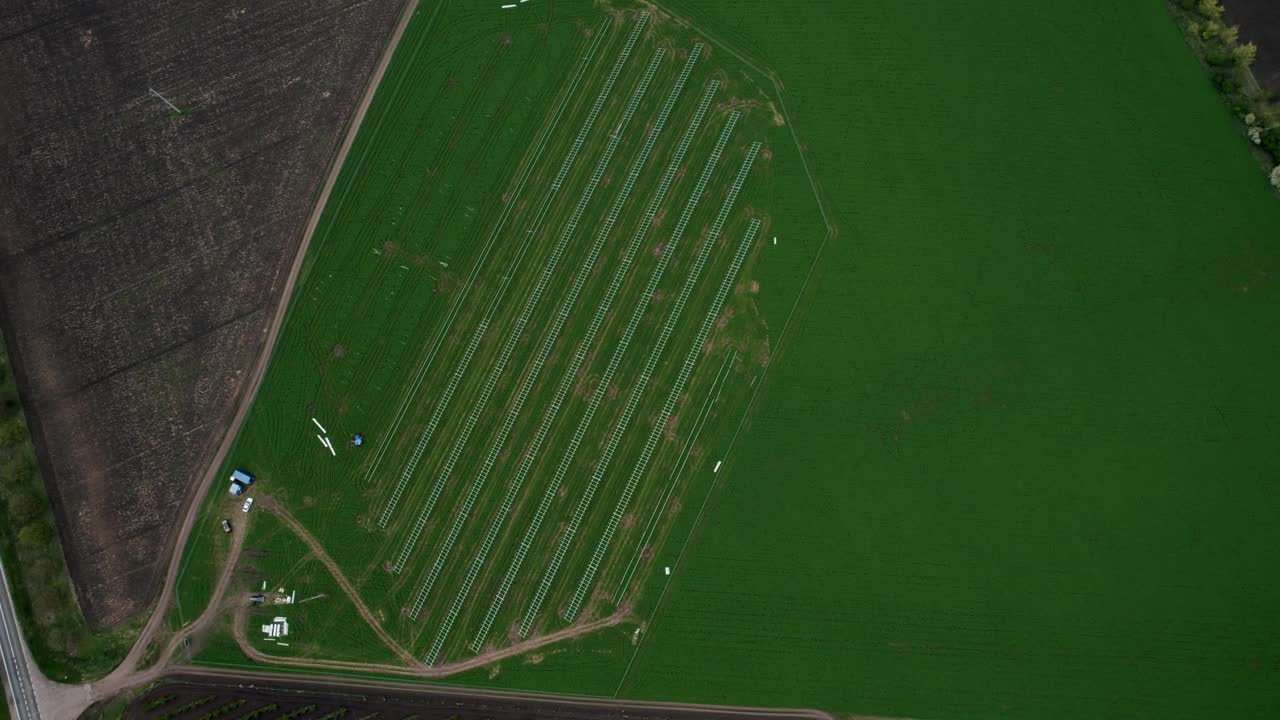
[
  {"left": 0, "top": 5, "right": 844, "bottom": 720},
  {"left": 257, "top": 498, "right": 424, "bottom": 669},
  {"left": 233, "top": 497, "right": 634, "bottom": 677},
  {"left": 68, "top": 0, "right": 433, "bottom": 711},
  {"left": 134, "top": 0, "right": 428, "bottom": 667}
]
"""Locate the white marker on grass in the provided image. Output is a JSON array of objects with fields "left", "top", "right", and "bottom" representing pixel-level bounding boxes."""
[
  {"left": 664, "top": 567, "right": 670, "bottom": 576},
  {"left": 713, "top": 461, "right": 722, "bottom": 473},
  {"left": 312, "top": 418, "right": 327, "bottom": 433},
  {"left": 773, "top": 236, "right": 777, "bottom": 245}
]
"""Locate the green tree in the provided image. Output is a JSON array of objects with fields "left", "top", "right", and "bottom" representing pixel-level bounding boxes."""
[
  {"left": 1197, "top": 0, "right": 1224, "bottom": 21},
  {"left": 1233, "top": 42, "right": 1258, "bottom": 67},
  {"left": 0, "top": 456, "right": 35, "bottom": 486},
  {"left": 0, "top": 416, "right": 27, "bottom": 448},
  {"left": 7, "top": 493, "right": 41, "bottom": 524},
  {"left": 18, "top": 523, "right": 53, "bottom": 547}
]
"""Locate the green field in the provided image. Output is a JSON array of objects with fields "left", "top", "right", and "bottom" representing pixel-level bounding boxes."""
[
  {"left": 173, "top": 0, "right": 1280, "bottom": 717},
  {"left": 236, "top": 511, "right": 403, "bottom": 666},
  {"left": 176, "top": 0, "right": 823, "bottom": 676},
  {"left": 612, "top": 1, "right": 1280, "bottom": 718}
]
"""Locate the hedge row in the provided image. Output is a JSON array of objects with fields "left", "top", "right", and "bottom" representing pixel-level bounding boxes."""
[
  {"left": 0, "top": 343, "right": 142, "bottom": 682},
  {"left": 1171, "top": 0, "right": 1280, "bottom": 188}
]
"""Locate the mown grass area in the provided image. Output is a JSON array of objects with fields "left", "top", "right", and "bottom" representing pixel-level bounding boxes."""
[
  {"left": 173, "top": 0, "right": 821, "bottom": 678},
  {"left": 611, "top": 0, "right": 1280, "bottom": 718},
  {"left": 172, "top": 0, "right": 1280, "bottom": 716},
  {"left": 0, "top": 340, "right": 142, "bottom": 682},
  {"left": 237, "top": 510, "right": 404, "bottom": 666}
]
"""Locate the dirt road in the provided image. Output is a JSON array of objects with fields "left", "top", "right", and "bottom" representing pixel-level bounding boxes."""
[
  {"left": 258, "top": 498, "right": 423, "bottom": 668},
  {"left": 119, "top": 0, "right": 425, "bottom": 675},
  {"left": 44, "top": 1, "right": 841, "bottom": 718},
  {"left": 71, "top": 0, "right": 428, "bottom": 711}
]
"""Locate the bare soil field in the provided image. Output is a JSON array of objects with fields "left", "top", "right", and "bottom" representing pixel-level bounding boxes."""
[
  {"left": 1224, "top": 0, "right": 1280, "bottom": 89},
  {"left": 0, "top": 0, "right": 403, "bottom": 627}
]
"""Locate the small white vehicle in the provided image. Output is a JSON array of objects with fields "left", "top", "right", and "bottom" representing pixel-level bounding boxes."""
[{"left": 242, "top": 497, "right": 254, "bottom": 513}]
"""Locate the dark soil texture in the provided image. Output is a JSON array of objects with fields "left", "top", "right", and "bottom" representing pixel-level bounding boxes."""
[
  {"left": 0, "top": 0, "right": 402, "bottom": 627},
  {"left": 122, "top": 675, "right": 805, "bottom": 720},
  {"left": 1225, "top": 0, "right": 1280, "bottom": 90}
]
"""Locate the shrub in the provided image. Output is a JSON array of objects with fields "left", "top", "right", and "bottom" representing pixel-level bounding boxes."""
[
  {"left": 7, "top": 493, "right": 41, "bottom": 524},
  {"left": 277, "top": 704, "right": 317, "bottom": 720},
  {"left": 232, "top": 703, "right": 277, "bottom": 720},
  {"left": 194, "top": 699, "right": 245, "bottom": 720},
  {"left": 1260, "top": 127, "right": 1280, "bottom": 157},
  {"left": 0, "top": 416, "right": 27, "bottom": 448},
  {"left": 156, "top": 695, "right": 215, "bottom": 720},
  {"left": 1270, "top": 165, "right": 1280, "bottom": 189},
  {"left": 1204, "top": 46, "right": 1230, "bottom": 66},
  {"left": 0, "top": 456, "right": 34, "bottom": 486},
  {"left": 144, "top": 693, "right": 176, "bottom": 710},
  {"left": 18, "top": 523, "right": 53, "bottom": 547}
]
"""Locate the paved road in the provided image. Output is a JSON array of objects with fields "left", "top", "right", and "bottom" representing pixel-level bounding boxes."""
[{"left": 0, "top": 557, "right": 41, "bottom": 720}]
